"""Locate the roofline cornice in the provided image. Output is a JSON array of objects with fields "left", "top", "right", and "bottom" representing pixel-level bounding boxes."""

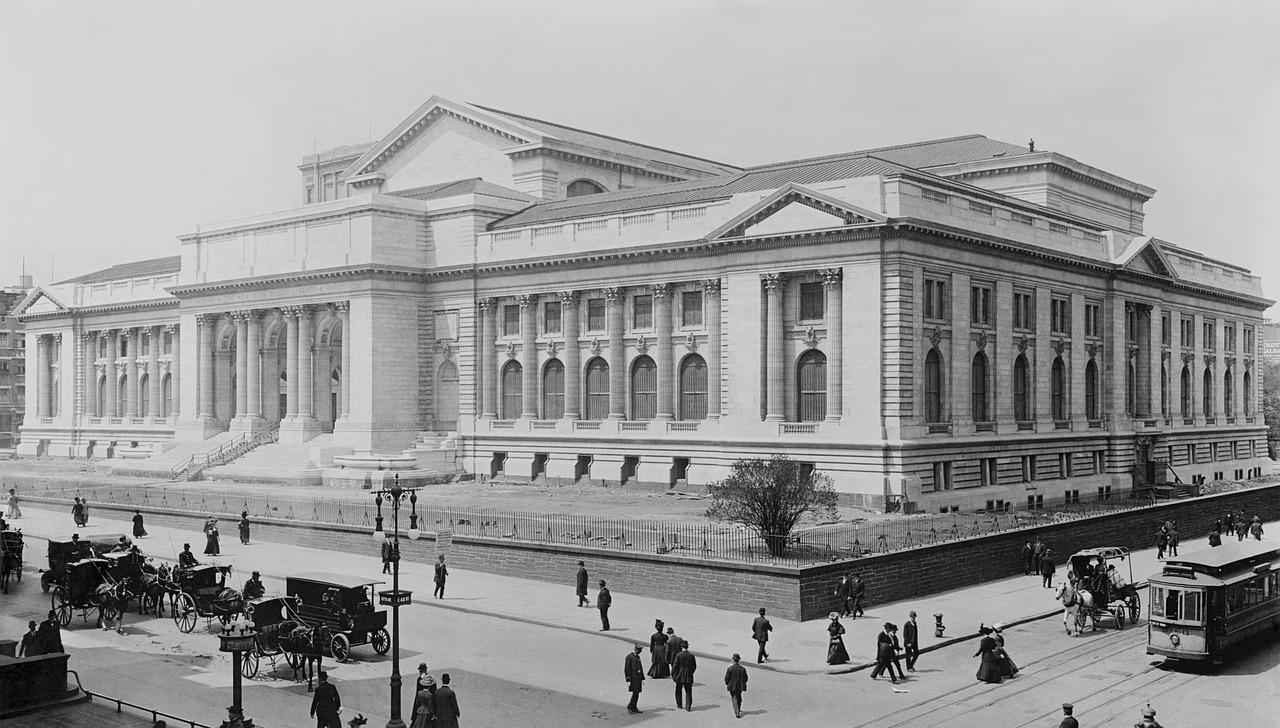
[
  {"left": 17, "top": 297, "right": 178, "bottom": 322},
  {"left": 945, "top": 160, "right": 1154, "bottom": 201},
  {"left": 166, "top": 265, "right": 429, "bottom": 297}
]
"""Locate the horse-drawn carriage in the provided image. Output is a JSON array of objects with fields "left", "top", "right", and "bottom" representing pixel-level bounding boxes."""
[
  {"left": 50, "top": 557, "right": 130, "bottom": 629},
  {"left": 171, "top": 564, "right": 245, "bottom": 633},
  {"left": 238, "top": 595, "right": 339, "bottom": 679},
  {"left": 40, "top": 533, "right": 128, "bottom": 593},
  {"left": 1, "top": 530, "right": 22, "bottom": 594},
  {"left": 285, "top": 573, "right": 390, "bottom": 662},
  {"left": 1055, "top": 546, "right": 1141, "bottom": 634}
]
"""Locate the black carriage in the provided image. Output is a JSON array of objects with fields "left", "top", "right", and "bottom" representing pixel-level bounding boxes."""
[
  {"left": 40, "top": 533, "right": 129, "bottom": 593},
  {"left": 1068, "top": 546, "right": 1141, "bottom": 630},
  {"left": 286, "top": 573, "right": 390, "bottom": 662},
  {"left": 240, "top": 595, "right": 310, "bottom": 678},
  {"left": 1, "top": 530, "right": 22, "bottom": 593},
  {"left": 171, "top": 564, "right": 245, "bottom": 633},
  {"left": 51, "top": 558, "right": 126, "bottom": 628}
]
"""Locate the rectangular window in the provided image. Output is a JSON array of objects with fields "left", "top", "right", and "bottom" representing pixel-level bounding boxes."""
[
  {"left": 1162, "top": 314, "right": 1171, "bottom": 346},
  {"left": 587, "top": 299, "right": 605, "bottom": 332},
  {"left": 980, "top": 458, "right": 998, "bottom": 487},
  {"left": 922, "top": 189, "right": 949, "bottom": 204},
  {"left": 924, "top": 278, "right": 948, "bottom": 321},
  {"left": 502, "top": 305, "right": 520, "bottom": 336},
  {"left": 1022, "top": 455, "right": 1037, "bottom": 482},
  {"left": 1244, "top": 327, "right": 1254, "bottom": 354},
  {"left": 681, "top": 291, "right": 703, "bottom": 327},
  {"left": 543, "top": 302, "right": 562, "bottom": 334},
  {"left": 1085, "top": 303, "right": 1100, "bottom": 338},
  {"left": 1180, "top": 318, "right": 1194, "bottom": 348},
  {"left": 799, "top": 282, "right": 825, "bottom": 321},
  {"left": 933, "top": 461, "right": 953, "bottom": 491},
  {"left": 1051, "top": 297, "right": 1071, "bottom": 335},
  {"left": 633, "top": 295, "right": 653, "bottom": 330},
  {"left": 1014, "top": 292, "right": 1034, "bottom": 331},
  {"left": 1062, "top": 453, "right": 1073, "bottom": 478},
  {"left": 1065, "top": 489, "right": 1079, "bottom": 504},
  {"left": 1011, "top": 211, "right": 1034, "bottom": 226},
  {"left": 1049, "top": 222, "right": 1070, "bottom": 234},
  {"left": 968, "top": 200, "right": 993, "bottom": 215},
  {"left": 1225, "top": 324, "right": 1235, "bottom": 352},
  {"left": 1126, "top": 305, "right": 1138, "bottom": 343},
  {"left": 970, "top": 285, "right": 992, "bottom": 326},
  {"left": 1203, "top": 322, "right": 1215, "bottom": 349}
]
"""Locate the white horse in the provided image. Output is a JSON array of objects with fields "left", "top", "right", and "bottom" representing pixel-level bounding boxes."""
[{"left": 1054, "top": 582, "right": 1095, "bottom": 636}]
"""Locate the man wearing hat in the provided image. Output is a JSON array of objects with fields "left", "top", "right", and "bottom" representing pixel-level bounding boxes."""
[
  {"left": 1250, "top": 516, "right": 1264, "bottom": 541},
  {"left": 309, "top": 671, "right": 342, "bottom": 728},
  {"left": 178, "top": 543, "right": 200, "bottom": 570},
  {"left": 724, "top": 653, "right": 748, "bottom": 718},
  {"left": 751, "top": 607, "right": 772, "bottom": 663},
  {"left": 597, "top": 580, "right": 612, "bottom": 630},
  {"left": 903, "top": 611, "right": 919, "bottom": 672},
  {"left": 672, "top": 640, "right": 697, "bottom": 711},
  {"left": 576, "top": 560, "right": 590, "bottom": 607},
  {"left": 624, "top": 643, "right": 645, "bottom": 714},
  {"left": 869, "top": 623, "right": 898, "bottom": 683},
  {"left": 1059, "top": 703, "right": 1078, "bottom": 728},
  {"left": 243, "top": 571, "right": 265, "bottom": 600}
]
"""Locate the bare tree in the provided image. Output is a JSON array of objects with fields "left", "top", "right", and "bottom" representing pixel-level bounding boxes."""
[{"left": 705, "top": 456, "right": 839, "bottom": 557}]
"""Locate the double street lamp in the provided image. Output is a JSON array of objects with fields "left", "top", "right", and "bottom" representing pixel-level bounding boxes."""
[
  {"left": 216, "top": 616, "right": 257, "bottom": 728},
  {"left": 371, "top": 475, "right": 419, "bottom": 728}
]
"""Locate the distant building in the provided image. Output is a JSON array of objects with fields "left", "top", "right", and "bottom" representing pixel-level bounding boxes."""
[
  {"left": 0, "top": 276, "right": 31, "bottom": 448},
  {"left": 1263, "top": 320, "right": 1280, "bottom": 365}
]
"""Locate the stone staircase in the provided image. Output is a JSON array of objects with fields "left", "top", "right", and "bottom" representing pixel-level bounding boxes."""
[
  {"left": 203, "top": 434, "right": 352, "bottom": 487},
  {"left": 100, "top": 432, "right": 240, "bottom": 479},
  {"left": 402, "top": 431, "right": 461, "bottom": 473}
]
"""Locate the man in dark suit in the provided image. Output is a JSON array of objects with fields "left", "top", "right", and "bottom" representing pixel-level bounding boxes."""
[
  {"left": 177, "top": 543, "right": 199, "bottom": 570},
  {"left": 751, "top": 607, "right": 772, "bottom": 663},
  {"left": 666, "top": 627, "right": 681, "bottom": 671},
  {"left": 309, "top": 670, "right": 342, "bottom": 728},
  {"left": 38, "top": 610, "right": 63, "bottom": 654},
  {"left": 851, "top": 574, "right": 866, "bottom": 618},
  {"left": 597, "top": 580, "right": 612, "bottom": 630},
  {"left": 1041, "top": 549, "right": 1057, "bottom": 589},
  {"left": 433, "top": 555, "right": 448, "bottom": 599},
  {"left": 888, "top": 624, "right": 906, "bottom": 680},
  {"left": 380, "top": 535, "right": 394, "bottom": 575},
  {"left": 624, "top": 644, "right": 645, "bottom": 714},
  {"left": 18, "top": 621, "right": 40, "bottom": 657},
  {"left": 868, "top": 623, "right": 897, "bottom": 684},
  {"left": 672, "top": 641, "right": 697, "bottom": 711},
  {"left": 834, "top": 574, "right": 853, "bottom": 617},
  {"left": 1032, "top": 538, "right": 1046, "bottom": 575},
  {"left": 1059, "top": 702, "right": 1079, "bottom": 728},
  {"left": 724, "top": 653, "right": 748, "bottom": 719},
  {"left": 576, "top": 561, "right": 589, "bottom": 607},
  {"left": 432, "top": 673, "right": 461, "bottom": 728},
  {"left": 903, "top": 611, "right": 920, "bottom": 672},
  {"left": 1021, "top": 541, "right": 1034, "bottom": 575}
]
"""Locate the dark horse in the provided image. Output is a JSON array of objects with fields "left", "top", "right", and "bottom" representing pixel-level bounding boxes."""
[
  {"left": 0, "top": 531, "right": 22, "bottom": 594},
  {"left": 277, "top": 622, "right": 333, "bottom": 690},
  {"left": 93, "top": 580, "right": 134, "bottom": 633},
  {"left": 130, "top": 562, "right": 177, "bottom": 617}
]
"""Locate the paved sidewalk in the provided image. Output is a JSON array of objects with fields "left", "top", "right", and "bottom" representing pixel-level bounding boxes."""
[{"left": 4, "top": 505, "right": 1249, "bottom": 677}]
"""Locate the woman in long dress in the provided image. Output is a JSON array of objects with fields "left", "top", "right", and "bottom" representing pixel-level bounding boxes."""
[
  {"left": 72, "top": 498, "right": 86, "bottom": 527},
  {"left": 992, "top": 623, "right": 1018, "bottom": 678},
  {"left": 647, "top": 620, "right": 670, "bottom": 678},
  {"left": 132, "top": 509, "right": 147, "bottom": 538},
  {"left": 410, "top": 682, "right": 436, "bottom": 728},
  {"left": 974, "top": 626, "right": 1003, "bottom": 683},
  {"left": 238, "top": 511, "right": 251, "bottom": 545},
  {"left": 5, "top": 488, "right": 21, "bottom": 519},
  {"left": 204, "top": 518, "right": 220, "bottom": 556},
  {"left": 826, "top": 613, "right": 850, "bottom": 665}
]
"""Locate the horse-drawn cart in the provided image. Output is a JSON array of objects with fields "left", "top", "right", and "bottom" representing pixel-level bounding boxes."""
[
  {"left": 286, "top": 573, "right": 390, "bottom": 662},
  {"left": 0, "top": 530, "right": 22, "bottom": 594},
  {"left": 1057, "top": 546, "right": 1141, "bottom": 634},
  {"left": 171, "top": 564, "right": 245, "bottom": 633},
  {"left": 51, "top": 558, "right": 129, "bottom": 629}
]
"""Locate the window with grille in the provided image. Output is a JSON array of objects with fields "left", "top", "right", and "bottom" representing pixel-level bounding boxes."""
[
  {"left": 980, "top": 458, "right": 998, "bottom": 487},
  {"left": 679, "top": 355, "right": 707, "bottom": 420},
  {"left": 681, "top": 291, "right": 703, "bottom": 327},
  {"left": 1203, "top": 322, "right": 1215, "bottom": 349},
  {"left": 1126, "top": 305, "right": 1138, "bottom": 343},
  {"left": 1161, "top": 365, "right": 1169, "bottom": 416},
  {"left": 800, "top": 282, "right": 824, "bottom": 321},
  {"left": 1085, "top": 360, "right": 1099, "bottom": 419},
  {"left": 542, "top": 360, "right": 564, "bottom": 419},
  {"left": 797, "top": 350, "right": 827, "bottom": 422},
  {"left": 630, "top": 356, "right": 657, "bottom": 419},
  {"left": 933, "top": 461, "right": 953, "bottom": 491},
  {"left": 1244, "top": 327, "right": 1254, "bottom": 354},
  {"left": 1180, "top": 366, "right": 1192, "bottom": 414},
  {"left": 1051, "top": 297, "right": 1070, "bottom": 335},
  {"left": 924, "top": 349, "right": 944, "bottom": 423},
  {"left": 544, "top": 302, "right": 562, "bottom": 334},
  {"left": 1244, "top": 371, "right": 1253, "bottom": 416},
  {"left": 1180, "top": 318, "right": 1194, "bottom": 348},
  {"left": 1224, "top": 370, "right": 1234, "bottom": 417},
  {"left": 587, "top": 299, "right": 605, "bottom": 332},
  {"left": 585, "top": 358, "right": 609, "bottom": 420},
  {"left": 1051, "top": 357, "right": 1067, "bottom": 420},
  {"left": 971, "top": 284, "right": 992, "bottom": 326},
  {"left": 1202, "top": 367, "right": 1213, "bottom": 415},
  {"left": 501, "top": 361, "right": 523, "bottom": 419},
  {"left": 1225, "top": 324, "right": 1235, "bottom": 352},
  {"left": 971, "top": 352, "right": 989, "bottom": 422},
  {"left": 633, "top": 295, "right": 653, "bottom": 330},
  {"left": 503, "top": 305, "right": 520, "bottom": 336},
  {"left": 1014, "top": 292, "right": 1034, "bottom": 331},
  {"left": 924, "top": 278, "right": 948, "bottom": 321},
  {"left": 1014, "top": 355, "right": 1030, "bottom": 421}
]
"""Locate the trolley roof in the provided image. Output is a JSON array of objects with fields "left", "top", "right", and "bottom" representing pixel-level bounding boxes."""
[
  {"left": 1161, "top": 541, "right": 1280, "bottom": 574},
  {"left": 288, "top": 572, "right": 385, "bottom": 590}
]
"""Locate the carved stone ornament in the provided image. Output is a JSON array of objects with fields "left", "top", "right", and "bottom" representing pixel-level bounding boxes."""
[
  {"left": 333, "top": 300, "right": 350, "bottom": 316},
  {"left": 929, "top": 327, "right": 943, "bottom": 350},
  {"left": 652, "top": 283, "right": 671, "bottom": 301},
  {"left": 1203, "top": 354, "right": 1216, "bottom": 366},
  {"left": 94, "top": 361, "right": 106, "bottom": 376},
  {"left": 505, "top": 342, "right": 518, "bottom": 359},
  {"left": 1245, "top": 358, "right": 1254, "bottom": 370},
  {"left": 684, "top": 332, "right": 698, "bottom": 351},
  {"left": 604, "top": 287, "right": 624, "bottom": 304},
  {"left": 590, "top": 337, "right": 602, "bottom": 356},
  {"left": 160, "top": 359, "right": 172, "bottom": 374},
  {"left": 1016, "top": 335, "right": 1030, "bottom": 354},
  {"left": 820, "top": 268, "right": 843, "bottom": 287},
  {"left": 1181, "top": 352, "right": 1194, "bottom": 365},
  {"left": 975, "top": 331, "right": 988, "bottom": 352},
  {"left": 440, "top": 341, "right": 454, "bottom": 361},
  {"left": 637, "top": 336, "right": 651, "bottom": 354},
  {"left": 517, "top": 294, "right": 536, "bottom": 309},
  {"left": 477, "top": 297, "right": 497, "bottom": 314},
  {"left": 1128, "top": 344, "right": 1139, "bottom": 359},
  {"left": 1161, "top": 349, "right": 1171, "bottom": 362},
  {"left": 1086, "top": 342, "right": 1102, "bottom": 360},
  {"left": 1052, "top": 339, "right": 1066, "bottom": 356},
  {"left": 559, "top": 291, "right": 579, "bottom": 307},
  {"left": 546, "top": 340, "right": 559, "bottom": 357},
  {"left": 803, "top": 327, "right": 821, "bottom": 349},
  {"left": 761, "top": 273, "right": 787, "bottom": 294},
  {"left": 703, "top": 278, "right": 722, "bottom": 296}
]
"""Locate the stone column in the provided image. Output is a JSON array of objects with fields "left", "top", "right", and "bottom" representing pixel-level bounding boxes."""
[
  {"left": 519, "top": 294, "right": 539, "bottom": 418},
  {"left": 705, "top": 279, "right": 722, "bottom": 419},
  {"left": 82, "top": 332, "right": 97, "bottom": 417},
  {"left": 36, "top": 335, "right": 51, "bottom": 417},
  {"left": 233, "top": 313, "right": 249, "bottom": 421},
  {"left": 105, "top": 330, "right": 120, "bottom": 418},
  {"left": 1134, "top": 303, "right": 1152, "bottom": 418},
  {"left": 822, "top": 268, "right": 843, "bottom": 421},
  {"left": 478, "top": 298, "right": 498, "bottom": 419},
  {"left": 282, "top": 308, "right": 299, "bottom": 418},
  {"left": 168, "top": 325, "right": 181, "bottom": 417},
  {"left": 147, "top": 326, "right": 161, "bottom": 417},
  {"left": 560, "top": 292, "right": 580, "bottom": 419},
  {"left": 605, "top": 286, "right": 626, "bottom": 419},
  {"left": 246, "top": 312, "right": 263, "bottom": 418},
  {"left": 762, "top": 274, "right": 787, "bottom": 421},
  {"left": 297, "top": 306, "right": 316, "bottom": 419},
  {"left": 336, "top": 302, "right": 351, "bottom": 418},
  {"left": 654, "top": 283, "right": 674, "bottom": 420},
  {"left": 198, "top": 317, "right": 215, "bottom": 419},
  {"left": 123, "top": 328, "right": 139, "bottom": 417}
]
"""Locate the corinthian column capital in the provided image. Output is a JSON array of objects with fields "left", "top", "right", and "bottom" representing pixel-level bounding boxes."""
[{"left": 761, "top": 273, "right": 787, "bottom": 294}]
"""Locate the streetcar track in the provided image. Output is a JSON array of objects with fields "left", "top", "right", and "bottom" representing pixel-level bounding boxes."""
[{"left": 1008, "top": 664, "right": 1197, "bottom": 728}]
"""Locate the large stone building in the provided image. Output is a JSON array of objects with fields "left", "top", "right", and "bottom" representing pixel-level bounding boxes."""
[
  {"left": 0, "top": 278, "right": 31, "bottom": 449},
  {"left": 15, "top": 96, "right": 1272, "bottom": 509}
]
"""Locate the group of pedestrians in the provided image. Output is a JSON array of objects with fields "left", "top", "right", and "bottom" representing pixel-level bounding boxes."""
[
  {"left": 1155, "top": 521, "right": 1179, "bottom": 559},
  {"left": 1022, "top": 538, "right": 1058, "bottom": 588},
  {"left": 410, "top": 663, "right": 461, "bottom": 728},
  {"left": 973, "top": 623, "right": 1018, "bottom": 684},
  {"left": 625, "top": 616, "right": 697, "bottom": 712},
  {"left": 1220, "top": 512, "right": 1265, "bottom": 543},
  {"left": 16, "top": 610, "right": 65, "bottom": 658}
]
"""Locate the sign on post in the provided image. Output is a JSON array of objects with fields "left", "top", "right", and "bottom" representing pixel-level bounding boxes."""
[{"left": 435, "top": 529, "right": 453, "bottom": 557}]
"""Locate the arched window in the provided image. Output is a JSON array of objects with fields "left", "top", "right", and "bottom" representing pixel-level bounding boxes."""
[
  {"left": 1180, "top": 365, "right": 1191, "bottom": 414},
  {"left": 117, "top": 375, "right": 129, "bottom": 417},
  {"left": 161, "top": 373, "right": 173, "bottom": 418},
  {"left": 1223, "top": 369, "right": 1234, "bottom": 418},
  {"left": 797, "top": 350, "right": 827, "bottom": 422},
  {"left": 678, "top": 355, "right": 707, "bottom": 420},
  {"left": 566, "top": 179, "right": 606, "bottom": 198},
  {"left": 971, "top": 352, "right": 989, "bottom": 423},
  {"left": 584, "top": 358, "right": 610, "bottom": 421},
  {"left": 1085, "top": 360, "right": 1099, "bottom": 420},
  {"left": 631, "top": 356, "right": 657, "bottom": 420},
  {"left": 1244, "top": 371, "right": 1253, "bottom": 416},
  {"left": 1202, "top": 367, "right": 1213, "bottom": 416},
  {"left": 500, "top": 361, "right": 523, "bottom": 420},
  {"left": 97, "top": 375, "right": 106, "bottom": 417},
  {"left": 1013, "top": 354, "right": 1030, "bottom": 421},
  {"left": 542, "top": 360, "right": 565, "bottom": 420},
  {"left": 51, "top": 377, "right": 60, "bottom": 417},
  {"left": 1051, "top": 357, "right": 1067, "bottom": 421},
  {"left": 1125, "top": 362, "right": 1135, "bottom": 416},
  {"left": 1160, "top": 364, "right": 1169, "bottom": 416},
  {"left": 139, "top": 374, "right": 150, "bottom": 417},
  {"left": 924, "top": 349, "right": 944, "bottom": 423}
]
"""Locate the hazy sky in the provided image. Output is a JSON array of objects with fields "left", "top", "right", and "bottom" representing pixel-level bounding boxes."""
[{"left": 3, "top": 1, "right": 1277, "bottom": 315}]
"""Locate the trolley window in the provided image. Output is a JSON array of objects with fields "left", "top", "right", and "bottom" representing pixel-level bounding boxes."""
[
  {"left": 1225, "top": 572, "right": 1279, "bottom": 615},
  {"left": 1151, "top": 586, "right": 1203, "bottom": 621}
]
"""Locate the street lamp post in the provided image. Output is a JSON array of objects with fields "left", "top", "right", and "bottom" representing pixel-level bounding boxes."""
[
  {"left": 372, "top": 474, "right": 419, "bottom": 728},
  {"left": 216, "top": 616, "right": 257, "bottom": 728}
]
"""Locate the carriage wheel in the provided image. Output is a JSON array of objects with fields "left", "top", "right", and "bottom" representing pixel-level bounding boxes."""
[
  {"left": 1128, "top": 593, "right": 1142, "bottom": 624},
  {"left": 53, "top": 588, "right": 73, "bottom": 627},
  {"left": 285, "top": 651, "right": 304, "bottom": 670},
  {"left": 371, "top": 628, "right": 390, "bottom": 656},
  {"left": 241, "top": 649, "right": 260, "bottom": 679},
  {"left": 100, "top": 602, "right": 121, "bottom": 624},
  {"left": 1114, "top": 607, "right": 1125, "bottom": 629},
  {"left": 330, "top": 633, "right": 351, "bottom": 662},
  {"left": 173, "top": 593, "right": 197, "bottom": 633}
]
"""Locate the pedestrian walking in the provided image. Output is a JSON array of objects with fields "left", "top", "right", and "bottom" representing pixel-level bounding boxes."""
[
  {"left": 1250, "top": 516, "right": 1264, "bottom": 541},
  {"left": 888, "top": 624, "right": 906, "bottom": 680},
  {"left": 1209, "top": 529, "right": 1222, "bottom": 547},
  {"left": 411, "top": 676, "right": 436, "bottom": 728},
  {"left": 415, "top": 662, "right": 434, "bottom": 692},
  {"left": 724, "top": 653, "right": 748, "bottom": 719},
  {"left": 1021, "top": 541, "right": 1033, "bottom": 575},
  {"left": 665, "top": 627, "right": 680, "bottom": 670},
  {"left": 431, "top": 673, "right": 461, "bottom": 728},
  {"left": 992, "top": 623, "right": 1018, "bottom": 678},
  {"left": 1224, "top": 511, "right": 1235, "bottom": 535},
  {"left": 207, "top": 519, "right": 221, "bottom": 556},
  {"left": 672, "top": 640, "right": 696, "bottom": 711},
  {"left": 624, "top": 643, "right": 645, "bottom": 714},
  {"left": 1059, "top": 703, "right": 1079, "bottom": 728},
  {"left": 597, "top": 580, "right": 612, "bottom": 631},
  {"left": 1155, "top": 527, "right": 1167, "bottom": 559},
  {"left": 72, "top": 497, "right": 86, "bottom": 528},
  {"left": 1236, "top": 517, "right": 1248, "bottom": 541},
  {"left": 1041, "top": 549, "right": 1056, "bottom": 589},
  {"left": 648, "top": 620, "right": 670, "bottom": 678},
  {"left": 903, "top": 611, "right": 920, "bottom": 672},
  {"left": 239, "top": 511, "right": 251, "bottom": 545},
  {"left": 5, "top": 488, "right": 21, "bottom": 519},
  {"left": 834, "top": 574, "right": 853, "bottom": 617},
  {"left": 825, "top": 613, "right": 849, "bottom": 664},
  {"left": 433, "top": 555, "right": 448, "bottom": 598},
  {"left": 751, "top": 607, "right": 772, "bottom": 663},
  {"left": 132, "top": 509, "right": 147, "bottom": 538},
  {"left": 851, "top": 574, "right": 866, "bottom": 618},
  {"left": 869, "top": 623, "right": 897, "bottom": 683},
  {"left": 310, "top": 671, "right": 342, "bottom": 728},
  {"left": 381, "top": 535, "right": 395, "bottom": 574},
  {"left": 19, "top": 621, "right": 40, "bottom": 657},
  {"left": 1032, "top": 538, "right": 1046, "bottom": 575},
  {"left": 39, "top": 609, "right": 63, "bottom": 654},
  {"left": 1168, "top": 521, "right": 1179, "bottom": 556},
  {"left": 974, "top": 626, "right": 1002, "bottom": 684},
  {"left": 575, "top": 560, "right": 590, "bottom": 607}
]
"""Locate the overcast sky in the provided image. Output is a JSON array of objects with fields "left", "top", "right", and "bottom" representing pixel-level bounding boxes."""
[{"left": 2, "top": 1, "right": 1277, "bottom": 316}]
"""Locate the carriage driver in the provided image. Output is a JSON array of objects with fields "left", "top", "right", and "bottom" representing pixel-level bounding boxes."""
[
  {"left": 1107, "top": 565, "right": 1128, "bottom": 593},
  {"left": 243, "top": 570, "right": 266, "bottom": 600},
  {"left": 178, "top": 543, "right": 200, "bottom": 569}
]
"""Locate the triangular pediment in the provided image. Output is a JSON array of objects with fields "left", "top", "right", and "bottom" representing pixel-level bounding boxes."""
[
  {"left": 12, "top": 286, "right": 70, "bottom": 317},
  {"left": 706, "top": 184, "right": 886, "bottom": 240},
  {"left": 1116, "top": 237, "right": 1177, "bottom": 280}
]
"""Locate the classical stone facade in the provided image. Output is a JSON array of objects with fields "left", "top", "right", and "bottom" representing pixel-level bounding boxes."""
[{"left": 15, "top": 96, "right": 1272, "bottom": 509}]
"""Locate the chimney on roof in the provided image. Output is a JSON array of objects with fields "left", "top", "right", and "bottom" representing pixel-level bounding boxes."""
[{"left": 1028, "top": 139, "right": 1036, "bottom": 153}]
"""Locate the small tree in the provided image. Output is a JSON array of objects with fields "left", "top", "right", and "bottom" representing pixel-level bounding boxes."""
[
  {"left": 705, "top": 456, "right": 839, "bottom": 557},
  {"left": 1264, "top": 361, "right": 1280, "bottom": 459}
]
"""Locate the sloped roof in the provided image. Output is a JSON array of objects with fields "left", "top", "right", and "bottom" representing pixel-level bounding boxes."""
[
  {"left": 491, "top": 156, "right": 909, "bottom": 229},
  {"left": 57, "top": 256, "right": 182, "bottom": 285},
  {"left": 748, "top": 134, "right": 1034, "bottom": 172},
  {"left": 389, "top": 178, "right": 536, "bottom": 204},
  {"left": 473, "top": 104, "right": 743, "bottom": 177}
]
